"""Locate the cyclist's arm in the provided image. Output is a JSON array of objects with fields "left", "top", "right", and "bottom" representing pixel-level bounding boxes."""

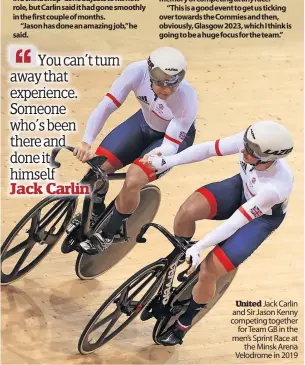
[
  {"left": 193, "top": 186, "right": 281, "bottom": 253},
  {"left": 82, "top": 63, "right": 142, "bottom": 145},
  {"left": 150, "top": 131, "right": 244, "bottom": 170},
  {"left": 82, "top": 98, "right": 118, "bottom": 145}
]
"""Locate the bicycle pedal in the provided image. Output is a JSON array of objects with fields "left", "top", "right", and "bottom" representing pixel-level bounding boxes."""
[
  {"left": 61, "top": 237, "right": 79, "bottom": 254},
  {"left": 66, "top": 223, "right": 80, "bottom": 235},
  {"left": 66, "top": 218, "right": 81, "bottom": 234}
]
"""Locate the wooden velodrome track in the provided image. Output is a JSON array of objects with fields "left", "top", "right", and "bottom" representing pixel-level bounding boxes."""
[{"left": 1, "top": 0, "right": 304, "bottom": 364}]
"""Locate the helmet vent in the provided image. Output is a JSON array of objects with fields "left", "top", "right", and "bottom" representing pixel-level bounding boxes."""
[{"left": 250, "top": 128, "right": 256, "bottom": 139}]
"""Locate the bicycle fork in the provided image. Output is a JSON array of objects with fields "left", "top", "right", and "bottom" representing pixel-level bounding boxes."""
[{"left": 141, "top": 252, "right": 185, "bottom": 321}]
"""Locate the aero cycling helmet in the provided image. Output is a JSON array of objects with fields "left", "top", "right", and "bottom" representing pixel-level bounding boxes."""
[
  {"left": 243, "top": 120, "right": 293, "bottom": 163},
  {"left": 148, "top": 46, "right": 186, "bottom": 87}
]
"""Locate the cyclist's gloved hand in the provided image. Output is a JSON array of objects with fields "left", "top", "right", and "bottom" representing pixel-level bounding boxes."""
[
  {"left": 139, "top": 154, "right": 152, "bottom": 168},
  {"left": 148, "top": 154, "right": 168, "bottom": 173},
  {"left": 74, "top": 142, "right": 94, "bottom": 163},
  {"left": 140, "top": 151, "right": 162, "bottom": 169},
  {"left": 186, "top": 244, "right": 201, "bottom": 274}
]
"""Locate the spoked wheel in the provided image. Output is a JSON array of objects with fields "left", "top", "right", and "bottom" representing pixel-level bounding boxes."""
[
  {"left": 75, "top": 185, "right": 161, "bottom": 280},
  {"left": 78, "top": 260, "right": 166, "bottom": 355},
  {"left": 1, "top": 196, "right": 77, "bottom": 285},
  {"left": 152, "top": 268, "right": 238, "bottom": 344}
]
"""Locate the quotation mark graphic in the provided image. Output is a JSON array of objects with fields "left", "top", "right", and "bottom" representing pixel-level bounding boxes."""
[
  {"left": 15, "top": 49, "right": 32, "bottom": 63},
  {"left": 9, "top": 45, "right": 37, "bottom": 66}
]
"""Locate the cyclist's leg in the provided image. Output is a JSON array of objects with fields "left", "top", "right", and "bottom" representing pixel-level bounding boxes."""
[
  {"left": 102, "top": 138, "right": 164, "bottom": 240},
  {"left": 89, "top": 109, "right": 148, "bottom": 217},
  {"left": 66, "top": 110, "right": 148, "bottom": 246},
  {"left": 79, "top": 118, "right": 166, "bottom": 254},
  {"left": 158, "top": 174, "right": 244, "bottom": 345},
  {"left": 174, "top": 174, "right": 243, "bottom": 239},
  {"left": 172, "top": 175, "right": 244, "bottom": 327},
  {"left": 194, "top": 213, "right": 285, "bottom": 305},
  {"left": 160, "top": 213, "right": 285, "bottom": 346},
  {"left": 99, "top": 125, "right": 196, "bottom": 243},
  {"left": 111, "top": 124, "right": 196, "bottom": 227},
  {"left": 95, "top": 109, "right": 147, "bottom": 170}
]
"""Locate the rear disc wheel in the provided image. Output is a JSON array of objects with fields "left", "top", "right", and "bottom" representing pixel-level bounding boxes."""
[{"left": 75, "top": 185, "right": 161, "bottom": 280}]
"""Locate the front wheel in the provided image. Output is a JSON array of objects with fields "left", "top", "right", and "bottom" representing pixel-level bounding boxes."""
[
  {"left": 75, "top": 185, "right": 161, "bottom": 280},
  {"left": 152, "top": 268, "right": 238, "bottom": 344},
  {"left": 1, "top": 196, "right": 77, "bottom": 285},
  {"left": 78, "top": 260, "right": 166, "bottom": 355}
]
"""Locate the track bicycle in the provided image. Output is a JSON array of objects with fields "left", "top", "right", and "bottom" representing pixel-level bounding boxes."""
[
  {"left": 78, "top": 222, "right": 238, "bottom": 354},
  {"left": 1, "top": 146, "right": 161, "bottom": 285}
]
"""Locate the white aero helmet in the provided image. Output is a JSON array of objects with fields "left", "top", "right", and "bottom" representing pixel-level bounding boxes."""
[
  {"left": 148, "top": 46, "right": 186, "bottom": 87},
  {"left": 243, "top": 120, "right": 293, "bottom": 162}
]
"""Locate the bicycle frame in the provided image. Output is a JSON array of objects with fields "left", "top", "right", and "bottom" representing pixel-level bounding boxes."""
[
  {"left": 50, "top": 145, "right": 133, "bottom": 242},
  {"left": 136, "top": 223, "right": 193, "bottom": 319},
  {"left": 78, "top": 222, "right": 238, "bottom": 353}
]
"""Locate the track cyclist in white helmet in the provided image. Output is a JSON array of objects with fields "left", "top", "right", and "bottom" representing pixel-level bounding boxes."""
[
  {"left": 69, "top": 46, "right": 198, "bottom": 255},
  {"left": 147, "top": 120, "right": 294, "bottom": 346}
]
